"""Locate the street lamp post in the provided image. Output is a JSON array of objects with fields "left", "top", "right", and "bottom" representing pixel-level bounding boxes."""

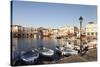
[{"left": 79, "top": 16, "right": 83, "bottom": 54}]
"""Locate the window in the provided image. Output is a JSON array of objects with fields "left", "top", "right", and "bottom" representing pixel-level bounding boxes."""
[
  {"left": 96, "top": 32, "right": 97, "bottom": 35},
  {"left": 87, "top": 33, "right": 90, "bottom": 35},
  {"left": 91, "top": 32, "right": 94, "bottom": 35}
]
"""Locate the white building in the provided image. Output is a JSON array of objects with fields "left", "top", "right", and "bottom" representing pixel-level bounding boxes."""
[
  {"left": 42, "top": 29, "right": 49, "bottom": 36},
  {"left": 58, "top": 26, "right": 75, "bottom": 36},
  {"left": 85, "top": 22, "right": 97, "bottom": 38},
  {"left": 52, "top": 29, "right": 58, "bottom": 34},
  {"left": 23, "top": 27, "right": 35, "bottom": 34},
  {"left": 11, "top": 25, "right": 22, "bottom": 33},
  {"left": 11, "top": 25, "right": 23, "bottom": 37}
]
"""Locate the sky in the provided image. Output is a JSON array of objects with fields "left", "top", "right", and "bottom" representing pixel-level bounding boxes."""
[{"left": 12, "top": 1, "right": 97, "bottom": 28}]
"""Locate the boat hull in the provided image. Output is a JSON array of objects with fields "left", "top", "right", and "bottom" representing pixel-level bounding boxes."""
[{"left": 20, "top": 50, "right": 39, "bottom": 64}]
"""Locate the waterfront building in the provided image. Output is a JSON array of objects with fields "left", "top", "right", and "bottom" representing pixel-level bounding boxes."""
[
  {"left": 37, "top": 27, "right": 53, "bottom": 37},
  {"left": 58, "top": 26, "right": 77, "bottom": 37},
  {"left": 11, "top": 25, "right": 23, "bottom": 37},
  {"left": 85, "top": 22, "right": 97, "bottom": 39},
  {"left": 42, "top": 29, "right": 49, "bottom": 36},
  {"left": 48, "top": 28, "right": 53, "bottom": 35},
  {"left": 51, "top": 29, "right": 59, "bottom": 37},
  {"left": 37, "top": 27, "right": 46, "bottom": 38},
  {"left": 11, "top": 25, "right": 45, "bottom": 38},
  {"left": 22, "top": 27, "right": 35, "bottom": 37},
  {"left": 11, "top": 25, "right": 36, "bottom": 38},
  {"left": 52, "top": 29, "right": 58, "bottom": 35},
  {"left": 11, "top": 25, "right": 22, "bottom": 33}
]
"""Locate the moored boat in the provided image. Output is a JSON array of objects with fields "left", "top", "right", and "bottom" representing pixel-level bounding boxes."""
[
  {"left": 61, "top": 48, "right": 78, "bottom": 57},
  {"left": 20, "top": 49, "right": 39, "bottom": 64},
  {"left": 39, "top": 47, "right": 54, "bottom": 57}
]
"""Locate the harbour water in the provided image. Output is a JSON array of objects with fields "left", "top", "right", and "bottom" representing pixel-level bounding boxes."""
[
  {"left": 12, "top": 37, "right": 68, "bottom": 65},
  {"left": 11, "top": 37, "right": 97, "bottom": 66}
]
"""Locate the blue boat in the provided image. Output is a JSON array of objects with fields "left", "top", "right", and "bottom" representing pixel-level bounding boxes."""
[{"left": 20, "top": 49, "right": 39, "bottom": 64}]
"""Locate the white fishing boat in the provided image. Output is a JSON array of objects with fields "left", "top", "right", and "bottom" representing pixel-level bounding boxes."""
[
  {"left": 39, "top": 47, "right": 54, "bottom": 57},
  {"left": 61, "top": 48, "right": 78, "bottom": 56},
  {"left": 20, "top": 49, "right": 39, "bottom": 64}
]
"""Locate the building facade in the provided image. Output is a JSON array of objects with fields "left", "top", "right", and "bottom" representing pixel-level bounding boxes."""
[
  {"left": 58, "top": 26, "right": 78, "bottom": 37},
  {"left": 11, "top": 25, "right": 42, "bottom": 38},
  {"left": 85, "top": 22, "right": 97, "bottom": 39},
  {"left": 11, "top": 25, "right": 23, "bottom": 37}
]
